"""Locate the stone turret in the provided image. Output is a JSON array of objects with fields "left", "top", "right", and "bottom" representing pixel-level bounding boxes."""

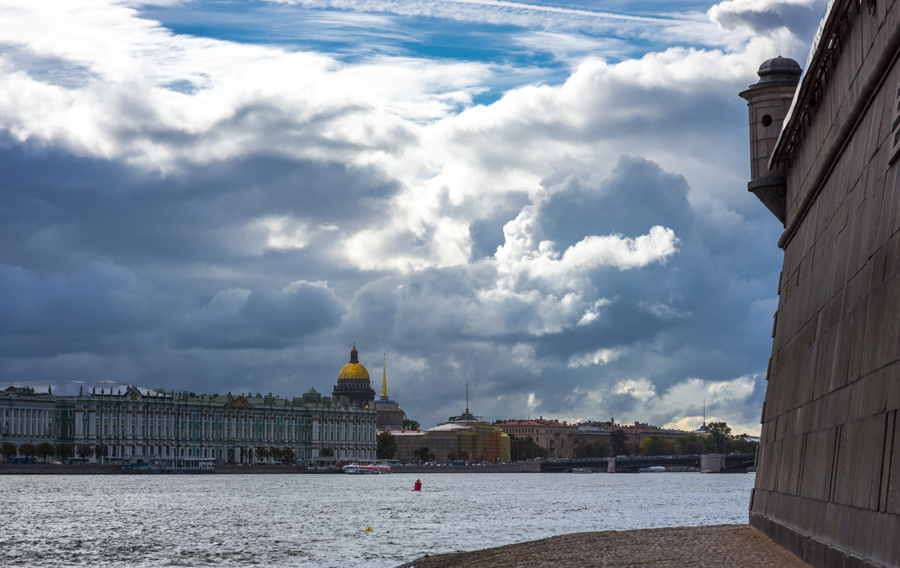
[{"left": 739, "top": 56, "right": 802, "bottom": 225}]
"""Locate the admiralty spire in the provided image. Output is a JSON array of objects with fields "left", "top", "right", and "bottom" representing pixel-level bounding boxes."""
[{"left": 370, "top": 353, "right": 405, "bottom": 431}]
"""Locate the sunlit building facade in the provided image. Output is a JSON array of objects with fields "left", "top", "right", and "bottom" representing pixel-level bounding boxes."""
[{"left": 493, "top": 418, "right": 576, "bottom": 459}]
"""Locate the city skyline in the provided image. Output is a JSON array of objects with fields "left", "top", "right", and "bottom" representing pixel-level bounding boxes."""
[{"left": 0, "top": 0, "right": 829, "bottom": 435}]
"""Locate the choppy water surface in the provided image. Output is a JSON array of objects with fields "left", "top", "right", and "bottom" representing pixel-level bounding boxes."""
[{"left": 1, "top": 472, "right": 754, "bottom": 567}]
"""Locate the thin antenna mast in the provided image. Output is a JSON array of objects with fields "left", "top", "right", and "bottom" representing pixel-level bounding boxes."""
[{"left": 465, "top": 376, "right": 469, "bottom": 414}]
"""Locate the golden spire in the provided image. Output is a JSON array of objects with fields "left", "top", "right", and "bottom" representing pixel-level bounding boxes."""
[{"left": 382, "top": 353, "right": 388, "bottom": 398}]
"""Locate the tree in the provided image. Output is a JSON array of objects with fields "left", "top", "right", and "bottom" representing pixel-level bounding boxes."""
[
  {"left": 1, "top": 442, "right": 16, "bottom": 461},
  {"left": 76, "top": 444, "right": 92, "bottom": 460},
  {"left": 610, "top": 430, "right": 631, "bottom": 456},
  {"left": 580, "top": 439, "right": 611, "bottom": 458},
  {"left": 509, "top": 435, "right": 548, "bottom": 461},
  {"left": 93, "top": 444, "right": 108, "bottom": 462},
  {"left": 457, "top": 450, "right": 470, "bottom": 462},
  {"left": 319, "top": 447, "right": 334, "bottom": 457},
  {"left": 19, "top": 443, "right": 36, "bottom": 460},
  {"left": 707, "top": 422, "right": 732, "bottom": 454},
  {"left": 36, "top": 442, "right": 56, "bottom": 462},
  {"left": 376, "top": 431, "right": 397, "bottom": 460},
  {"left": 56, "top": 443, "right": 75, "bottom": 461},
  {"left": 402, "top": 418, "right": 420, "bottom": 431},
  {"left": 413, "top": 446, "right": 431, "bottom": 463},
  {"left": 256, "top": 446, "right": 270, "bottom": 461},
  {"left": 639, "top": 435, "right": 673, "bottom": 456},
  {"left": 280, "top": 447, "right": 295, "bottom": 462}
]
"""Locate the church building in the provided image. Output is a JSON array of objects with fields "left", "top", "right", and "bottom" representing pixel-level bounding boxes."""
[{"left": 332, "top": 344, "right": 376, "bottom": 408}]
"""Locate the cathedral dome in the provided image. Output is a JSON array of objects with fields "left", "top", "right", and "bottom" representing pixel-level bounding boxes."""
[{"left": 338, "top": 346, "right": 370, "bottom": 381}]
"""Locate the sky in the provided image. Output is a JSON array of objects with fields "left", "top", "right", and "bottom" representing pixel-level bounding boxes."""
[{"left": 0, "top": 0, "right": 829, "bottom": 434}]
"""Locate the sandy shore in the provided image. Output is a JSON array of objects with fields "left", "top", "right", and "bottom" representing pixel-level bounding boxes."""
[{"left": 396, "top": 524, "right": 809, "bottom": 568}]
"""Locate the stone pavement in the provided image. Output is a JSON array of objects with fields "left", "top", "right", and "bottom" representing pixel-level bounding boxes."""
[{"left": 396, "top": 524, "right": 811, "bottom": 568}]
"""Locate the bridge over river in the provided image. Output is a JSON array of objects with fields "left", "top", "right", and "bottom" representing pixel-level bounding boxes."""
[{"left": 538, "top": 453, "right": 756, "bottom": 473}]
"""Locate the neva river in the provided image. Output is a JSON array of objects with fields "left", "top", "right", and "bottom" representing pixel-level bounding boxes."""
[{"left": 2, "top": 472, "right": 754, "bottom": 567}]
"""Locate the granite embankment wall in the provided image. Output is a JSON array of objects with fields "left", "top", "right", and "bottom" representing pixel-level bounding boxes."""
[
  {"left": 0, "top": 463, "right": 538, "bottom": 475},
  {"left": 750, "top": 1, "right": 900, "bottom": 566},
  {"left": 0, "top": 465, "right": 124, "bottom": 475},
  {"left": 392, "top": 462, "right": 539, "bottom": 474},
  {"left": 0, "top": 465, "right": 309, "bottom": 474}
]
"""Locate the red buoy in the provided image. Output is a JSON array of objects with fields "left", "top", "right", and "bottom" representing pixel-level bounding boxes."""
[{"left": 414, "top": 479, "right": 422, "bottom": 491}]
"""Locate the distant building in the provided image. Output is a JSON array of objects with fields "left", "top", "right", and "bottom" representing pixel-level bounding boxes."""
[
  {"left": 388, "top": 429, "right": 427, "bottom": 463},
  {"left": 605, "top": 420, "right": 689, "bottom": 450},
  {"left": 383, "top": 395, "right": 510, "bottom": 464},
  {"left": 493, "top": 417, "right": 576, "bottom": 459},
  {"left": 732, "top": 433, "right": 759, "bottom": 444},
  {"left": 573, "top": 421, "right": 611, "bottom": 456},
  {"left": 370, "top": 354, "right": 405, "bottom": 431},
  {"left": 332, "top": 344, "right": 376, "bottom": 408},
  {"left": 692, "top": 423, "right": 710, "bottom": 437},
  {"left": 0, "top": 378, "right": 377, "bottom": 465}
]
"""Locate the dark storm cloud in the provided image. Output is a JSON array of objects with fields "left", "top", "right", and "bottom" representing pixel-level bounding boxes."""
[
  {"left": 538, "top": 156, "right": 694, "bottom": 245},
  {"left": 0, "top": 142, "right": 385, "bottom": 362},
  {"left": 710, "top": 0, "right": 827, "bottom": 39},
  {"left": 175, "top": 283, "right": 345, "bottom": 350},
  {"left": 0, "top": 262, "right": 156, "bottom": 335},
  {"left": 0, "top": 143, "right": 399, "bottom": 291}
]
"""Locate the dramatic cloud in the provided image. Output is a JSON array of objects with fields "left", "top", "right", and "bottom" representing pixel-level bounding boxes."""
[
  {"left": 0, "top": 0, "right": 828, "bottom": 433},
  {"left": 710, "top": 0, "right": 827, "bottom": 37}
]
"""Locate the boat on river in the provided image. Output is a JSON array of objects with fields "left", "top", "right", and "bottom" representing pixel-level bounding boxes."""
[
  {"left": 342, "top": 463, "right": 391, "bottom": 474},
  {"left": 639, "top": 466, "right": 666, "bottom": 473}
]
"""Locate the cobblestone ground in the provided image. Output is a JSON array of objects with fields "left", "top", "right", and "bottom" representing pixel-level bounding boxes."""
[{"left": 396, "top": 524, "right": 811, "bottom": 568}]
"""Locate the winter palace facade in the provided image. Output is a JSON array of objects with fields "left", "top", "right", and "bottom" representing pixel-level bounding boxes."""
[{"left": 0, "top": 347, "right": 379, "bottom": 464}]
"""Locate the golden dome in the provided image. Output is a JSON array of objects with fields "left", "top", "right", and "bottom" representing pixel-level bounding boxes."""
[
  {"left": 338, "top": 344, "right": 370, "bottom": 381},
  {"left": 338, "top": 362, "right": 370, "bottom": 380}
]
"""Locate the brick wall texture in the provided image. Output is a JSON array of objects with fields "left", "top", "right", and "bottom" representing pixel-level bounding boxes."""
[{"left": 750, "top": 1, "right": 900, "bottom": 567}]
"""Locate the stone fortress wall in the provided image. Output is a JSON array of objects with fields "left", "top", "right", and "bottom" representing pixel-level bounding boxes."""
[{"left": 743, "top": 1, "right": 900, "bottom": 566}]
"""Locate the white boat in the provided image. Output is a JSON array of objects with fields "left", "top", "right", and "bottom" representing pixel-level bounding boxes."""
[
  {"left": 342, "top": 463, "right": 391, "bottom": 474},
  {"left": 571, "top": 468, "right": 592, "bottom": 474},
  {"left": 639, "top": 466, "right": 666, "bottom": 473}
]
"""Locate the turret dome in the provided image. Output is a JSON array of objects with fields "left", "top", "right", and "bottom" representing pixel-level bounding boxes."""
[{"left": 752, "top": 56, "right": 802, "bottom": 87}]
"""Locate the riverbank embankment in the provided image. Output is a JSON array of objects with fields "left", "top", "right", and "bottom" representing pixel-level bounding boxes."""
[
  {"left": 0, "top": 462, "right": 539, "bottom": 474},
  {"left": 0, "top": 464, "right": 310, "bottom": 474},
  {"left": 396, "top": 524, "right": 810, "bottom": 568},
  {"left": 392, "top": 462, "right": 539, "bottom": 474}
]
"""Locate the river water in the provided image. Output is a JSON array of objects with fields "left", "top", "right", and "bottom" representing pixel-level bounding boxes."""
[{"left": 1, "top": 472, "right": 754, "bottom": 567}]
